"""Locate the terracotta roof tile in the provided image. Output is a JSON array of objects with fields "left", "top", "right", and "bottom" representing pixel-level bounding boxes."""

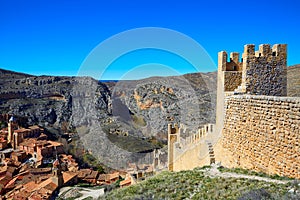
[
  {"left": 63, "top": 171, "right": 77, "bottom": 183},
  {"left": 24, "top": 181, "right": 38, "bottom": 191},
  {"left": 108, "top": 172, "right": 119, "bottom": 180},
  {"left": 97, "top": 174, "right": 106, "bottom": 181},
  {"left": 120, "top": 178, "right": 131, "bottom": 186},
  {"left": 86, "top": 171, "right": 98, "bottom": 179}
]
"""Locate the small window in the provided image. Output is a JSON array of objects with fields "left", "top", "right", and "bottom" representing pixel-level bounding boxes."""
[
  {"left": 232, "top": 66, "right": 237, "bottom": 71},
  {"left": 272, "top": 52, "right": 276, "bottom": 56}
]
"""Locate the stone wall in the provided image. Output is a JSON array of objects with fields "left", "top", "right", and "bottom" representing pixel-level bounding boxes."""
[
  {"left": 241, "top": 44, "right": 287, "bottom": 96},
  {"left": 168, "top": 124, "right": 215, "bottom": 171},
  {"left": 222, "top": 95, "right": 300, "bottom": 179},
  {"left": 172, "top": 141, "right": 210, "bottom": 171},
  {"left": 224, "top": 72, "right": 242, "bottom": 92}
]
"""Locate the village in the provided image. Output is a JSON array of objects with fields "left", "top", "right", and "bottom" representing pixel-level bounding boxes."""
[{"left": 0, "top": 114, "right": 154, "bottom": 199}]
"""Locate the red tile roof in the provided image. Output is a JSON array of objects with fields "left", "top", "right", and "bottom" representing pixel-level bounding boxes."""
[{"left": 120, "top": 178, "right": 131, "bottom": 186}]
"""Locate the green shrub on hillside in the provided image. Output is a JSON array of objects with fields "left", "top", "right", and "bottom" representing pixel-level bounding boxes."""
[{"left": 100, "top": 169, "right": 297, "bottom": 200}]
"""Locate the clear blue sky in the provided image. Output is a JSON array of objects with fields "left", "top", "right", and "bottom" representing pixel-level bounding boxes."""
[{"left": 0, "top": 0, "right": 299, "bottom": 80}]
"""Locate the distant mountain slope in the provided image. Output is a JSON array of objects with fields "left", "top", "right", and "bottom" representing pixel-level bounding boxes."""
[
  {"left": 0, "top": 68, "right": 33, "bottom": 78},
  {"left": 0, "top": 68, "right": 216, "bottom": 169},
  {"left": 287, "top": 65, "right": 300, "bottom": 97},
  {"left": 0, "top": 65, "right": 298, "bottom": 169}
]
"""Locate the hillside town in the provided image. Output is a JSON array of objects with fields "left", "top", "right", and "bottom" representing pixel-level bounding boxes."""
[{"left": 0, "top": 114, "right": 154, "bottom": 199}]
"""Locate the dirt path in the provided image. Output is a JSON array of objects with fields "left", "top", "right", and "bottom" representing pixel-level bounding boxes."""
[
  {"left": 76, "top": 187, "right": 105, "bottom": 200},
  {"left": 202, "top": 164, "right": 289, "bottom": 184},
  {"left": 58, "top": 186, "right": 105, "bottom": 200}
]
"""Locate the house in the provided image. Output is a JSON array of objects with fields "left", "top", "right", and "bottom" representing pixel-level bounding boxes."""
[{"left": 77, "top": 169, "right": 99, "bottom": 184}]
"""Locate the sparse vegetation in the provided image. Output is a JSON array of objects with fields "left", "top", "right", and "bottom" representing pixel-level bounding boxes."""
[
  {"left": 131, "top": 114, "right": 147, "bottom": 127},
  {"left": 106, "top": 132, "right": 160, "bottom": 153},
  {"left": 218, "top": 167, "right": 294, "bottom": 181},
  {"left": 100, "top": 169, "right": 299, "bottom": 200}
]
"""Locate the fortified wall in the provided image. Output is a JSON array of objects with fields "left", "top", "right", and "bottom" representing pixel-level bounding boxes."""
[
  {"left": 168, "top": 123, "right": 215, "bottom": 171},
  {"left": 168, "top": 44, "right": 300, "bottom": 179},
  {"left": 222, "top": 95, "right": 300, "bottom": 178},
  {"left": 216, "top": 44, "right": 287, "bottom": 134}
]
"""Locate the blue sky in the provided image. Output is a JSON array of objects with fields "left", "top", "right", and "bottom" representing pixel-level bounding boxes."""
[{"left": 0, "top": 0, "right": 299, "bottom": 80}]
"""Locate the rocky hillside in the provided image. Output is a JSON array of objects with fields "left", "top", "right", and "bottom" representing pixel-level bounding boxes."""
[
  {"left": 110, "top": 72, "right": 217, "bottom": 139},
  {"left": 0, "top": 65, "right": 299, "bottom": 169},
  {"left": 0, "top": 68, "right": 216, "bottom": 169}
]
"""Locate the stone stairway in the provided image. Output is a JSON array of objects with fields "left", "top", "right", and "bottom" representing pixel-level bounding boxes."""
[{"left": 206, "top": 141, "right": 215, "bottom": 164}]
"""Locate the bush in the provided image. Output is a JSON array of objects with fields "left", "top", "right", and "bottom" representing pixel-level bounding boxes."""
[{"left": 101, "top": 168, "right": 295, "bottom": 200}]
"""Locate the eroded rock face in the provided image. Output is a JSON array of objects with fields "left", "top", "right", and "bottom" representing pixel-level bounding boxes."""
[
  {"left": 110, "top": 72, "right": 217, "bottom": 139},
  {"left": 0, "top": 70, "right": 110, "bottom": 129}
]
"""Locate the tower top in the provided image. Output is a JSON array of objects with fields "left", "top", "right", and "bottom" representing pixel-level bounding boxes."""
[
  {"left": 242, "top": 44, "right": 287, "bottom": 58},
  {"left": 9, "top": 116, "right": 16, "bottom": 122},
  {"left": 53, "top": 159, "right": 60, "bottom": 167},
  {"left": 217, "top": 43, "right": 287, "bottom": 96}
]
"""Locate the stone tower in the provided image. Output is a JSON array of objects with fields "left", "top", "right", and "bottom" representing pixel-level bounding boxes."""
[
  {"left": 167, "top": 123, "right": 180, "bottom": 171},
  {"left": 240, "top": 44, "right": 287, "bottom": 96},
  {"left": 51, "top": 155, "right": 64, "bottom": 187},
  {"left": 216, "top": 44, "right": 287, "bottom": 134},
  {"left": 8, "top": 116, "right": 18, "bottom": 144}
]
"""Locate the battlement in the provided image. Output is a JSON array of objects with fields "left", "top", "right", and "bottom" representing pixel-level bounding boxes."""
[
  {"left": 167, "top": 123, "right": 179, "bottom": 135},
  {"left": 218, "top": 43, "right": 287, "bottom": 96},
  {"left": 219, "top": 44, "right": 287, "bottom": 72},
  {"left": 167, "top": 123, "right": 215, "bottom": 171},
  {"left": 218, "top": 51, "right": 242, "bottom": 72},
  {"left": 242, "top": 44, "right": 287, "bottom": 58}
]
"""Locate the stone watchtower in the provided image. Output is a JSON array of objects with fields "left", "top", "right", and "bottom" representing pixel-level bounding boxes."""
[
  {"left": 240, "top": 44, "right": 287, "bottom": 96},
  {"left": 51, "top": 156, "right": 64, "bottom": 187},
  {"left": 8, "top": 116, "right": 18, "bottom": 144},
  {"left": 216, "top": 44, "right": 287, "bottom": 133},
  {"left": 167, "top": 123, "right": 180, "bottom": 171}
]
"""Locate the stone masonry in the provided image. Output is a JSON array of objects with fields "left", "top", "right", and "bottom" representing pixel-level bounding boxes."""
[
  {"left": 222, "top": 95, "right": 300, "bottom": 179},
  {"left": 216, "top": 44, "right": 287, "bottom": 135},
  {"left": 240, "top": 44, "right": 287, "bottom": 96}
]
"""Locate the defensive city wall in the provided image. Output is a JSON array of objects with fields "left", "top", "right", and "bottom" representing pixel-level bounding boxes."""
[
  {"left": 221, "top": 95, "right": 300, "bottom": 178},
  {"left": 168, "top": 44, "right": 300, "bottom": 179}
]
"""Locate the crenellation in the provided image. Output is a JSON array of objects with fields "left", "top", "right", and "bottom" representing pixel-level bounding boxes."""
[
  {"left": 272, "top": 44, "right": 287, "bottom": 58},
  {"left": 242, "top": 44, "right": 255, "bottom": 57},
  {"left": 230, "top": 52, "right": 240, "bottom": 64},
  {"left": 257, "top": 44, "right": 271, "bottom": 57},
  {"left": 240, "top": 44, "right": 287, "bottom": 96},
  {"left": 218, "top": 51, "right": 228, "bottom": 71}
]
